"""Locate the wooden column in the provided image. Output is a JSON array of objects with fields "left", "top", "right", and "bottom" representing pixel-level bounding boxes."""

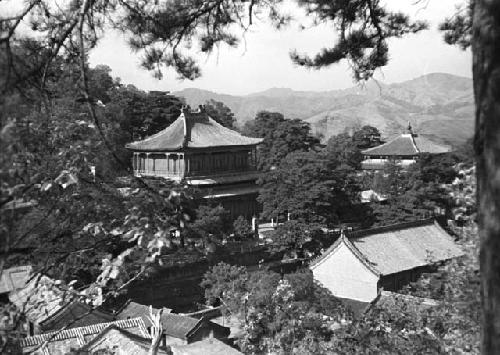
[
  {"left": 146, "top": 153, "right": 151, "bottom": 173},
  {"left": 175, "top": 153, "right": 180, "bottom": 175},
  {"left": 179, "top": 154, "right": 185, "bottom": 177}
]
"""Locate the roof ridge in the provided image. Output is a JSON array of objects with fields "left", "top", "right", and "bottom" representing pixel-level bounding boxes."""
[
  {"left": 125, "top": 107, "right": 262, "bottom": 152},
  {"left": 348, "top": 218, "right": 435, "bottom": 238},
  {"left": 79, "top": 324, "right": 156, "bottom": 352},
  {"left": 161, "top": 313, "right": 201, "bottom": 339},
  {"left": 114, "top": 299, "right": 133, "bottom": 315},
  {"left": 37, "top": 300, "right": 86, "bottom": 327},
  {"left": 361, "top": 133, "right": 419, "bottom": 156},
  {"left": 339, "top": 234, "right": 381, "bottom": 275},
  {"left": 39, "top": 300, "right": 114, "bottom": 329},
  {"left": 409, "top": 132, "right": 420, "bottom": 154},
  {"left": 20, "top": 318, "right": 146, "bottom": 347},
  {"left": 309, "top": 233, "right": 380, "bottom": 275},
  {"left": 184, "top": 317, "right": 205, "bottom": 338},
  {"left": 181, "top": 106, "right": 192, "bottom": 147}
]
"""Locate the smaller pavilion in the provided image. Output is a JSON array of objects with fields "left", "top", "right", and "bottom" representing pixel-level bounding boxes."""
[
  {"left": 310, "top": 219, "right": 463, "bottom": 302},
  {"left": 361, "top": 124, "right": 451, "bottom": 170},
  {"left": 125, "top": 106, "right": 263, "bottom": 220}
]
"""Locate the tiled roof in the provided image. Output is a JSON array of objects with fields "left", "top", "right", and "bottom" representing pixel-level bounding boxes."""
[
  {"left": 20, "top": 318, "right": 148, "bottom": 349},
  {"left": 309, "top": 232, "right": 379, "bottom": 275},
  {"left": 39, "top": 301, "right": 114, "bottom": 332},
  {"left": 126, "top": 108, "right": 263, "bottom": 151},
  {"left": 362, "top": 134, "right": 450, "bottom": 156},
  {"left": 413, "top": 135, "right": 451, "bottom": 154},
  {"left": 79, "top": 325, "right": 172, "bottom": 355},
  {"left": 9, "top": 274, "right": 77, "bottom": 325},
  {"left": 350, "top": 219, "right": 463, "bottom": 275},
  {"left": 116, "top": 300, "right": 171, "bottom": 327},
  {"left": 0, "top": 265, "right": 32, "bottom": 294},
  {"left": 310, "top": 219, "right": 463, "bottom": 276},
  {"left": 116, "top": 301, "right": 229, "bottom": 341},
  {"left": 160, "top": 313, "right": 202, "bottom": 339},
  {"left": 171, "top": 338, "right": 243, "bottom": 355}
]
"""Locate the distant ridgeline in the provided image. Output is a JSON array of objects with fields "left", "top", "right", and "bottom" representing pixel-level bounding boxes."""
[
  {"left": 175, "top": 73, "right": 474, "bottom": 146},
  {"left": 125, "top": 106, "right": 263, "bottom": 221}
]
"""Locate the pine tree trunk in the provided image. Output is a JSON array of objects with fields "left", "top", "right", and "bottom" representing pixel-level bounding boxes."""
[{"left": 472, "top": 0, "right": 500, "bottom": 353}]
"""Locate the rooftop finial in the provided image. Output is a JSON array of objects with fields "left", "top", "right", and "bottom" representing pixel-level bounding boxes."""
[
  {"left": 181, "top": 105, "right": 190, "bottom": 146},
  {"left": 407, "top": 121, "right": 413, "bottom": 134},
  {"left": 340, "top": 228, "right": 346, "bottom": 239}
]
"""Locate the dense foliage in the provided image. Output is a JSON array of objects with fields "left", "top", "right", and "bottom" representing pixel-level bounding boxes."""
[
  {"left": 259, "top": 150, "right": 356, "bottom": 226},
  {"left": 0, "top": 0, "right": 484, "bottom": 352},
  {"left": 0, "top": 59, "right": 199, "bottom": 295},
  {"left": 365, "top": 150, "right": 473, "bottom": 226},
  {"left": 242, "top": 111, "right": 321, "bottom": 171},
  {"left": 203, "top": 99, "right": 236, "bottom": 128},
  {"left": 201, "top": 263, "right": 350, "bottom": 354},
  {"left": 202, "top": 221, "right": 480, "bottom": 354}
]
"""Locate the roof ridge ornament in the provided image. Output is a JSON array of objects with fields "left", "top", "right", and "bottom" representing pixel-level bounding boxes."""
[
  {"left": 181, "top": 105, "right": 190, "bottom": 146},
  {"left": 407, "top": 121, "right": 413, "bottom": 134},
  {"left": 340, "top": 228, "right": 347, "bottom": 240},
  {"left": 406, "top": 121, "right": 420, "bottom": 153}
]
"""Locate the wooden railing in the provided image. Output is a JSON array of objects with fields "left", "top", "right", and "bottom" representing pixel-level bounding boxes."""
[
  {"left": 134, "top": 167, "right": 260, "bottom": 179},
  {"left": 135, "top": 169, "right": 184, "bottom": 178}
]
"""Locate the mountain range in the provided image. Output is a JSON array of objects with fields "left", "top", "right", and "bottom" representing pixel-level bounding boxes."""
[{"left": 173, "top": 73, "right": 474, "bottom": 146}]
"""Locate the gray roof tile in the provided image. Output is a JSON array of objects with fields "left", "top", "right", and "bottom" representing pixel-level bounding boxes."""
[
  {"left": 126, "top": 109, "right": 262, "bottom": 151},
  {"left": 362, "top": 134, "right": 450, "bottom": 156},
  {"left": 311, "top": 219, "right": 463, "bottom": 276}
]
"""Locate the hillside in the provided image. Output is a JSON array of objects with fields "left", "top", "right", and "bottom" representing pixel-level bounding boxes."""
[{"left": 174, "top": 73, "right": 474, "bottom": 146}]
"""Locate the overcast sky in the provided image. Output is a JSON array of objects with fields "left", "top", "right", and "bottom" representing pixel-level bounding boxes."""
[{"left": 72, "top": 1, "right": 468, "bottom": 95}]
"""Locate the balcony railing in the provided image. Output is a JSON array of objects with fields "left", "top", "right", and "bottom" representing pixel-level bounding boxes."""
[{"left": 134, "top": 166, "right": 259, "bottom": 179}]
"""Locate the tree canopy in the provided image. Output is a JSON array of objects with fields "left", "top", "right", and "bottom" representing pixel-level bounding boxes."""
[
  {"left": 203, "top": 99, "right": 236, "bottom": 128},
  {"left": 259, "top": 150, "right": 356, "bottom": 226},
  {"left": 1, "top": 0, "right": 495, "bottom": 352},
  {"left": 242, "top": 111, "right": 321, "bottom": 171}
]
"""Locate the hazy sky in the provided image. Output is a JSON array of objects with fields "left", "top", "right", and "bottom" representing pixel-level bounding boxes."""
[{"left": 85, "top": 0, "right": 469, "bottom": 95}]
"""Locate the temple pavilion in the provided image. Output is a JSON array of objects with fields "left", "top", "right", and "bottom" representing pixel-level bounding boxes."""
[
  {"left": 126, "top": 106, "right": 263, "bottom": 220},
  {"left": 361, "top": 124, "right": 451, "bottom": 170}
]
